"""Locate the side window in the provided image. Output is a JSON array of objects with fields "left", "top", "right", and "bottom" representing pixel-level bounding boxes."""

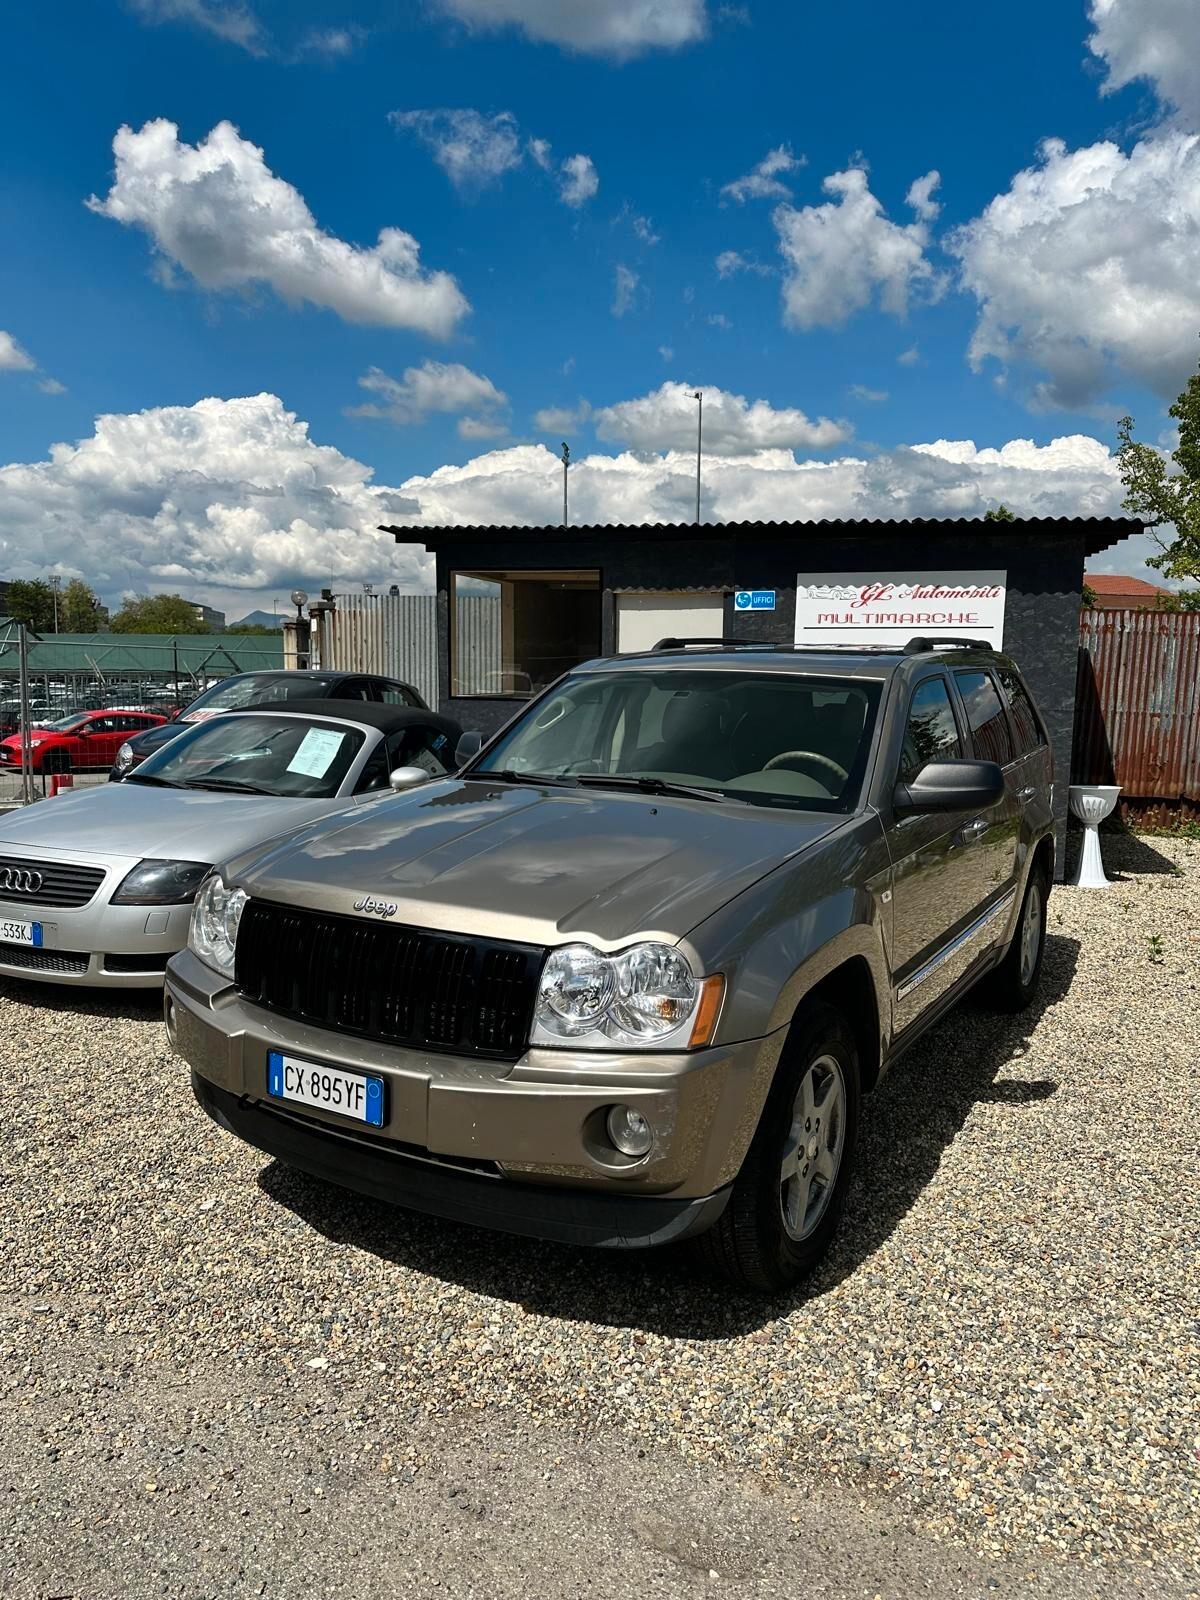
[
  {"left": 378, "top": 681, "right": 420, "bottom": 707},
  {"left": 335, "top": 678, "right": 374, "bottom": 702},
  {"left": 354, "top": 743, "right": 391, "bottom": 793},
  {"left": 899, "top": 677, "right": 962, "bottom": 783},
  {"left": 89, "top": 716, "right": 116, "bottom": 733},
  {"left": 954, "top": 671, "right": 1014, "bottom": 766},
  {"left": 996, "top": 668, "right": 1045, "bottom": 755},
  {"left": 390, "top": 724, "right": 453, "bottom": 776}
]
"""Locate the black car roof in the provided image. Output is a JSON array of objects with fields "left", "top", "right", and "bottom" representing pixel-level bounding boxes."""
[{"left": 217, "top": 699, "right": 459, "bottom": 736}]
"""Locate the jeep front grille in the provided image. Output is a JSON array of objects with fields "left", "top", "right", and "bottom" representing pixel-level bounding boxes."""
[{"left": 234, "top": 899, "right": 545, "bottom": 1061}]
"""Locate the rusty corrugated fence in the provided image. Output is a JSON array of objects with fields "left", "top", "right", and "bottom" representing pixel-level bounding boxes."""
[{"left": 1075, "top": 608, "right": 1200, "bottom": 800}]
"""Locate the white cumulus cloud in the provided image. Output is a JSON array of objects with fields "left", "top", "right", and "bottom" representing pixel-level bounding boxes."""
[
  {"left": 393, "top": 110, "right": 597, "bottom": 208},
  {"left": 905, "top": 170, "right": 942, "bottom": 222},
  {"left": 559, "top": 153, "right": 599, "bottom": 208},
  {"left": 774, "top": 166, "right": 944, "bottom": 330},
  {"left": 0, "top": 331, "right": 36, "bottom": 372},
  {"left": 0, "top": 394, "right": 428, "bottom": 598},
  {"left": 721, "top": 143, "right": 804, "bottom": 204},
  {"left": 1088, "top": 0, "right": 1200, "bottom": 122},
  {"left": 89, "top": 119, "right": 469, "bottom": 337},
  {"left": 0, "top": 395, "right": 1156, "bottom": 607},
  {"left": 432, "top": 0, "right": 707, "bottom": 58},
  {"left": 593, "top": 381, "right": 847, "bottom": 454},
  {"left": 390, "top": 109, "right": 523, "bottom": 189},
  {"left": 949, "top": 131, "right": 1200, "bottom": 407},
  {"left": 349, "top": 361, "right": 509, "bottom": 430}
]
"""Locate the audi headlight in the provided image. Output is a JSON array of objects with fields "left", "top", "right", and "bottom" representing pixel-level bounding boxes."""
[
  {"left": 531, "top": 942, "right": 723, "bottom": 1050},
  {"left": 113, "top": 858, "right": 212, "bottom": 905},
  {"left": 187, "top": 873, "right": 247, "bottom": 978},
  {"left": 113, "top": 741, "right": 135, "bottom": 774}
]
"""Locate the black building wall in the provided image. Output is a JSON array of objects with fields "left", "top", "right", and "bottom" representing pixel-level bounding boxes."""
[{"left": 417, "top": 519, "right": 1129, "bottom": 877}]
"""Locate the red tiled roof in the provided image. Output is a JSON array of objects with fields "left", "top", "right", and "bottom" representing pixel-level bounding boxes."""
[{"left": 1084, "top": 572, "right": 1169, "bottom": 598}]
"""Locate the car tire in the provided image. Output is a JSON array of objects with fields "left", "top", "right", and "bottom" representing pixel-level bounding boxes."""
[
  {"left": 44, "top": 750, "right": 71, "bottom": 774},
  {"left": 691, "top": 1001, "right": 860, "bottom": 1293},
  {"left": 980, "top": 864, "right": 1048, "bottom": 1014}
]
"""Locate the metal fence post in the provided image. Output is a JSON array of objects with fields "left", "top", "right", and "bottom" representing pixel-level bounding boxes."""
[{"left": 18, "top": 623, "right": 33, "bottom": 805}]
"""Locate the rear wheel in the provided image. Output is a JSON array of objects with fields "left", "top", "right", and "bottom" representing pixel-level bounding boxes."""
[
  {"left": 691, "top": 1001, "right": 859, "bottom": 1292},
  {"left": 981, "top": 864, "right": 1047, "bottom": 1013}
]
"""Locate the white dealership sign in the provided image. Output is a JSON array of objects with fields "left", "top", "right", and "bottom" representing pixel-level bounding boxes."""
[{"left": 794, "top": 570, "right": 1007, "bottom": 647}]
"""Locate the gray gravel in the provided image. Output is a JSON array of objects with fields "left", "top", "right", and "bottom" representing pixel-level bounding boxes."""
[{"left": 3, "top": 829, "right": 1198, "bottom": 1596}]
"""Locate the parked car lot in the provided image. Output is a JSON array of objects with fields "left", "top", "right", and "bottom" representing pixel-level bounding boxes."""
[
  {"left": 0, "top": 707, "right": 167, "bottom": 772},
  {"left": 2, "top": 830, "right": 1197, "bottom": 1597}
]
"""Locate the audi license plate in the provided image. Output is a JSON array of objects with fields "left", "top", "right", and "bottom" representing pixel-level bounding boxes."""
[
  {"left": 266, "top": 1050, "right": 385, "bottom": 1128},
  {"left": 0, "top": 919, "right": 42, "bottom": 947}
]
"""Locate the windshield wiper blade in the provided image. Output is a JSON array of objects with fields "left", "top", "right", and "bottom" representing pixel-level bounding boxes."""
[
  {"left": 478, "top": 769, "right": 579, "bottom": 787},
  {"left": 124, "top": 773, "right": 182, "bottom": 788},
  {"left": 185, "top": 777, "right": 273, "bottom": 795},
  {"left": 572, "top": 775, "right": 726, "bottom": 803}
]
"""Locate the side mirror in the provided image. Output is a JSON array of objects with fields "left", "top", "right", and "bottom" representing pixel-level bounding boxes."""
[
  {"left": 455, "top": 730, "right": 483, "bottom": 767},
  {"left": 388, "top": 766, "right": 432, "bottom": 793},
  {"left": 893, "top": 759, "right": 1004, "bottom": 816}
]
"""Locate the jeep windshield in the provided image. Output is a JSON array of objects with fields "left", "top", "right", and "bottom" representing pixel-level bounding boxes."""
[{"left": 472, "top": 670, "right": 881, "bottom": 812}]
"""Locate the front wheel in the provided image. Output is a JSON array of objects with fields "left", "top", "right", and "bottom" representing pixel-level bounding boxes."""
[
  {"left": 981, "top": 865, "right": 1047, "bottom": 1013},
  {"left": 691, "top": 1001, "right": 860, "bottom": 1292}
]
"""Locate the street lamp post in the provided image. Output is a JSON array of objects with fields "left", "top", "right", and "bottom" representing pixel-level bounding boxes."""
[
  {"left": 561, "top": 441, "right": 570, "bottom": 528},
  {"left": 690, "top": 391, "right": 703, "bottom": 525},
  {"left": 291, "top": 588, "right": 309, "bottom": 669}
]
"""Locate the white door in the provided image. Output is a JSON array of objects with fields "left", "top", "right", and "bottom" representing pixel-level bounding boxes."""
[{"left": 616, "top": 593, "right": 725, "bottom": 654}]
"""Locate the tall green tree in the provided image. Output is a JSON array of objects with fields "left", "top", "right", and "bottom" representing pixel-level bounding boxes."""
[
  {"left": 110, "top": 593, "right": 210, "bottom": 635},
  {"left": 1117, "top": 357, "right": 1200, "bottom": 582},
  {"left": 61, "top": 579, "right": 103, "bottom": 632},
  {"left": 6, "top": 579, "right": 56, "bottom": 631},
  {"left": 983, "top": 503, "right": 1016, "bottom": 522}
]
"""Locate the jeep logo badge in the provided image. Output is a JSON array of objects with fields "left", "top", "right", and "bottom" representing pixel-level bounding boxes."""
[{"left": 353, "top": 894, "right": 398, "bottom": 920}]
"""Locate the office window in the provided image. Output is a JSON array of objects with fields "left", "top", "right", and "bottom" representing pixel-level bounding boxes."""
[{"left": 452, "top": 570, "right": 601, "bottom": 698}]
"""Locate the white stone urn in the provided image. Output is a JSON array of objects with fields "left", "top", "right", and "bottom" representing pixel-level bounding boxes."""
[{"left": 1068, "top": 784, "right": 1122, "bottom": 888}]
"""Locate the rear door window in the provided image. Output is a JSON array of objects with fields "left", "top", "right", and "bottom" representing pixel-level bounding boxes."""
[
  {"left": 954, "top": 671, "right": 1014, "bottom": 767},
  {"left": 996, "top": 668, "right": 1045, "bottom": 755},
  {"left": 899, "top": 677, "right": 962, "bottom": 783}
]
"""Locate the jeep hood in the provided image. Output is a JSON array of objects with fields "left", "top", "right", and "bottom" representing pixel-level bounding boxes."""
[{"left": 227, "top": 777, "right": 845, "bottom": 947}]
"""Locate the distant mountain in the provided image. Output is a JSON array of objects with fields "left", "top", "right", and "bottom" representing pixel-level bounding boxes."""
[{"left": 228, "top": 610, "right": 286, "bottom": 631}]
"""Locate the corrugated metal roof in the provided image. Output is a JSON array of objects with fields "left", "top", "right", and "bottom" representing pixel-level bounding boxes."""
[
  {"left": 384, "top": 515, "right": 1144, "bottom": 559},
  {"left": 0, "top": 629, "right": 283, "bottom": 674}
]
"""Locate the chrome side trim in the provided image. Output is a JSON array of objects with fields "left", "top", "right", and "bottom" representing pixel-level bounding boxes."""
[{"left": 895, "top": 888, "right": 1017, "bottom": 1002}]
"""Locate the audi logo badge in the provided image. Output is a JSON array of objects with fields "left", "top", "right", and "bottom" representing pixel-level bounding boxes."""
[{"left": 0, "top": 867, "right": 43, "bottom": 895}]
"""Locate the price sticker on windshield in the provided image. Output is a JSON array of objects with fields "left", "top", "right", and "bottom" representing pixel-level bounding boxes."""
[{"left": 287, "top": 727, "right": 346, "bottom": 778}]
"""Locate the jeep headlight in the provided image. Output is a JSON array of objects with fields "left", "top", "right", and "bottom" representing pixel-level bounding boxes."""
[
  {"left": 188, "top": 873, "right": 247, "bottom": 978},
  {"left": 531, "top": 942, "right": 723, "bottom": 1050}
]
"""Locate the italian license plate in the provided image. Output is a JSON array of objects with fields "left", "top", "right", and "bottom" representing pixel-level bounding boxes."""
[
  {"left": 266, "top": 1050, "right": 385, "bottom": 1128},
  {"left": 0, "top": 919, "right": 42, "bottom": 947}
]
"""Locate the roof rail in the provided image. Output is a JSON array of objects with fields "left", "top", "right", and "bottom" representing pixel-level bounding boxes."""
[
  {"left": 902, "top": 635, "right": 993, "bottom": 655},
  {"left": 649, "top": 636, "right": 768, "bottom": 652}
]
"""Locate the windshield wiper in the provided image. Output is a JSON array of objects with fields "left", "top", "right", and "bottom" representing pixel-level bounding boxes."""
[
  {"left": 477, "top": 768, "right": 580, "bottom": 788},
  {"left": 185, "top": 777, "right": 274, "bottom": 795},
  {"left": 124, "top": 772, "right": 182, "bottom": 788},
  {"left": 572, "top": 775, "right": 726, "bottom": 803}
]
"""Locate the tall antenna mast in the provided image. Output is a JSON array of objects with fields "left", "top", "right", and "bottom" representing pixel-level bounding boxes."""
[
  {"left": 561, "top": 441, "right": 570, "bottom": 528},
  {"left": 690, "top": 390, "right": 703, "bottom": 524}
]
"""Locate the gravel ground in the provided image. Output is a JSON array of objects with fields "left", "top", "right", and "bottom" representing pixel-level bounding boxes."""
[{"left": 2, "top": 830, "right": 1198, "bottom": 1596}]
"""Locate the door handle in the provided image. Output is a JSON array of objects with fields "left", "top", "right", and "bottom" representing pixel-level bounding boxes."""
[
  {"left": 1017, "top": 785, "right": 1037, "bottom": 802},
  {"left": 960, "top": 817, "right": 989, "bottom": 844}
]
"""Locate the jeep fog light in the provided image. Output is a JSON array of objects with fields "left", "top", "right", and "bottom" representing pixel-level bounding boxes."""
[{"left": 606, "top": 1104, "right": 653, "bottom": 1159}]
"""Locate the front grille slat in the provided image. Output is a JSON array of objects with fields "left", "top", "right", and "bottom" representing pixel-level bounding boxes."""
[
  {"left": 0, "top": 854, "right": 105, "bottom": 909},
  {"left": 235, "top": 900, "right": 545, "bottom": 1062}
]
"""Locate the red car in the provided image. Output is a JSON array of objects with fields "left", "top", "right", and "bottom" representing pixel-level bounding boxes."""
[{"left": 0, "top": 709, "right": 168, "bottom": 773}]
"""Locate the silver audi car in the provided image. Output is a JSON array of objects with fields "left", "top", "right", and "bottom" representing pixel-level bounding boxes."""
[{"left": 0, "top": 700, "right": 460, "bottom": 988}]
